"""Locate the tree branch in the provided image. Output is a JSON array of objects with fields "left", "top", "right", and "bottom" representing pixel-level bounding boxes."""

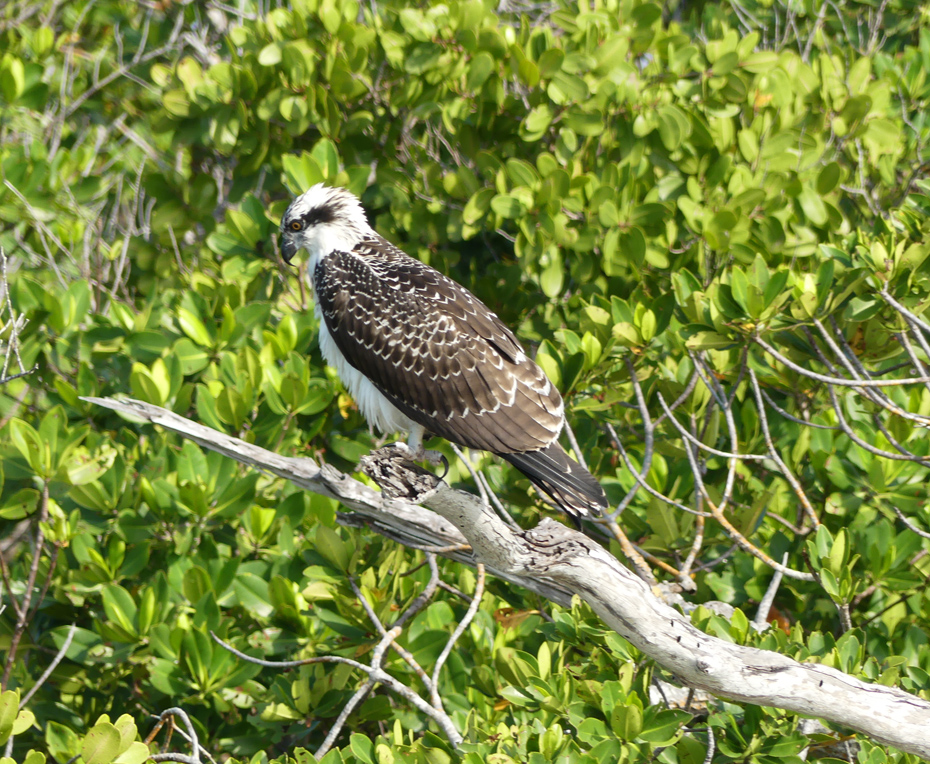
[
  {"left": 84, "top": 396, "right": 930, "bottom": 755},
  {"left": 359, "top": 446, "right": 930, "bottom": 758}
]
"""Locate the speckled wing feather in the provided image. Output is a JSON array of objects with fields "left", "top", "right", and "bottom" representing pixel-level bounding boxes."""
[{"left": 314, "top": 235, "right": 607, "bottom": 516}]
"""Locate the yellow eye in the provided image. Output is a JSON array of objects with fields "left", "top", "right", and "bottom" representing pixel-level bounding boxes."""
[{"left": 290, "top": 221, "right": 302, "bottom": 231}]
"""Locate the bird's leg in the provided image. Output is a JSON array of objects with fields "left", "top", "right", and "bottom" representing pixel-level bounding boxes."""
[{"left": 389, "top": 425, "right": 449, "bottom": 477}]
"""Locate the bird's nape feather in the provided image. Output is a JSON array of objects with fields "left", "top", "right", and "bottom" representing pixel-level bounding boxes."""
[{"left": 501, "top": 442, "right": 608, "bottom": 521}]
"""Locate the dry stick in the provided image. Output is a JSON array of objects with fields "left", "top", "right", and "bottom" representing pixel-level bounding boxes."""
[
  {"left": 429, "top": 563, "right": 485, "bottom": 709},
  {"left": 361, "top": 447, "right": 930, "bottom": 758},
  {"left": 899, "top": 307, "right": 930, "bottom": 376},
  {"left": 629, "top": 545, "right": 683, "bottom": 579},
  {"left": 695, "top": 362, "right": 739, "bottom": 515},
  {"left": 0, "top": 251, "right": 32, "bottom": 381},
  {"left": 209, "top": 633, "right": 463, "bottom": 747},
  {"left": 692, "top": 350, "right": 752, "bottom": 514},
  {"left": 610, "top": 368, "right": 702, "bottom": 517},
  {"left": 608, "top": 425, "right": 706, "bottom": 517},
  {"left": 895, "top": 328, "right": 930, "bottom": 399},
  {"left": 478, "top": 468, "right": 520, "bottom": 532},
  {"left": 806, "top": 326, "right": 930, "bottom": 458},
  {"left": 760, "top": 388, "right": 839, "bottom": 430},
  {"left": 754, "top": 334, "right": 930, "bottom": 387},
  {"left": 2, "top": 181, "right": 71, "bottom": 285},
  {"left": 825, "top": 382, "right": 929, "bottom": 462},
  {"left": 450, "top": 444, "right": 519, "bottom": 531},
  {"left": 2, "top": 482, "right": 49, "bottom": 691},
  {"left": 676, "top": 415, "right": 810, "bottom": 580},
  {"left": 27, "top": 546, "right": 59, "bottom": 625},
  {"left": 393, "top": 553, "right": 440, "bottom": 630},
  {"left": 753, "top": 554, "right": 788, "bottom": 631},
  {"left": 404, "top": 543, "right": 472, "bottom": 554},
  {"left": 598, "top": 360, "right": 660, "bottom": 583},
  {"left": 437, "top": 580, "right": 470, "bottom": 601},
  {"left": 655, "top": 392, "right": 767, "bottom": 461},
  {"left": 147, "top": 708, "right": 203, "bottom": 764},
  {"left": 315, "top": 627, "right": 399, "bottom": 758},
  {"left": 608, "top": 359, "right": 657, "bottom": 518},
  {"left": 838, "top": 602, "right": 853, "bottom": 634},
  {"left": 449, "top": 444, "right": 490, "bottom": 506},
  {"left": 888, "top": 503, "right": 930, "bottom": 540},
  {"left": 3, "top": 622, "right": 77, "bottom": 757},
  {"left": 679, "top": 513, "right": 705, "bottom": 581},
  {"left": 747, "top": 368, "right": 820, "bottom": 528},
  {"left": 61, "top": 12, "right": 186, "bottom": 120},
  {"left": 348, "top": 577, "right": 436, "bottom": 701},
  {"left": 814, "top": 319, "right": 930, "bottom": 428},
  {"left": 562, "top": 418, "right": 589, "bottom": 472},
  {"left": 19, "top": 622, "right": 76, "bottom": 706}
]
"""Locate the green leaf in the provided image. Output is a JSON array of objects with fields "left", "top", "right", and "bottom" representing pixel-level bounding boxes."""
[
  {"left": 311, "top": 139, "right": 340, "bottom": 179},
  {"left": 12, "top": 708, "right": 35, "bottom": 736},
  {"left": 315, "top": 525, "right": 349, "bottom": 570},
  {"left": 82, "top": 723, "right": 121, "bottom": 764},
  {"left": 0, "top": 690, "right": 19, "bottom": 745},
  {"left": 23, "top": 750, "right": 46, "bottom": 764},
  {"left": 7, "top": 419, "right": 47, "bottom": 476},
  {"left": 466, "top": 52, "right": 495, "bottom": 90},
  {"left": 177, "top": 308, "right": 214, "bottom": 347},
  {"left": 174, "top": 339, "right": 210, "bottom": 375},
  {"left": 609, "top": 702, "right": 643, "bottom": 741},
  {"left": 741, "top": 51, "right": 778, "bottom": 73},
  {"left": 0, "top": 57, "right": 25, "bottom": 101},
  {"left": 817, "top": 162, "right": 841, "bottom": 194},
  {"left": 258, "top": 43, "right": 282, "bottom": 66},
  {"left": 283, "top": 153, "right": 325, "bottom": 193},
  {"left": 349, "top": 734, "right": 375, "bottom": 764},
  {"left": 0, "top": 489, "right": 39, "bottom": 520},
  {"left": 113, "top": 743, "right": 150, "bottom": 764},
  {"left": 46, "top": 721, "right": 80, "bottom": 763},
  {"left": 490, "top": 194, "right": 527, "bottom": 218},
  {"left": 463, "top": 188, "right": 494, "bottom": 224},
  {"left": 101, "top": 584, "right": 138, "bottom": 636}
]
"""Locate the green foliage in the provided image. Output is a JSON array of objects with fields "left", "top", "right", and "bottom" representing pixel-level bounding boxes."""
[{"left": 2, "top": 0, "right": 930, "bottom": 760}]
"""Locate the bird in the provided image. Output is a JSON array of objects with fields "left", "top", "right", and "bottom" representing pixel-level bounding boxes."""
[{"left": 279, "top": 183, "right": 608, "bottom": 522}]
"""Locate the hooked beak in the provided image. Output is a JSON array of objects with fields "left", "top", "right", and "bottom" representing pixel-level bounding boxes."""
[{"left": 280, "top": 233, "right": 298, "bottom": 264}]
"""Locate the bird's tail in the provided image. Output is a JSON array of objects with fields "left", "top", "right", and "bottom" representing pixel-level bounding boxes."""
[{"left": 501, "top": 442, "right": 608, "bottom": 522}]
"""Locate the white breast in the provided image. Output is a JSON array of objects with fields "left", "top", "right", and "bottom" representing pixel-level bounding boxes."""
[{"left": 316, "top": 307, "right": 418, "bottom": 437}]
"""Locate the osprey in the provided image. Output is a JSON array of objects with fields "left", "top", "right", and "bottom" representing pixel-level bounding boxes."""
[{"left": 279, "top": 184, "right": 607, "bottom": 521}]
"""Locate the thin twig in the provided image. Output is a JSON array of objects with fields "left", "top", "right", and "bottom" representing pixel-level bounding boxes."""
[
  {"left": 430, "top": 564, "right": 485, "bottom": 708},
  {"left": 753, "top": 554, "right": 788, "bottom": 631},
  {"left": 755, "top": 334, "right": 930, "bottom": 387},
  {"left": 2, "top": 482, "right": 49, "bottom": 691}
]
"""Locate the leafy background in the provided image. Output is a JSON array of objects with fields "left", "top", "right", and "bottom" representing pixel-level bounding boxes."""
[{"left": 2, "top": 0, "right": 930, "bottom": 761}]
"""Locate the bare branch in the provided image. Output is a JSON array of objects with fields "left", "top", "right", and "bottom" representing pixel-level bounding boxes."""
[
  {"left": 430, "top": 563, "right": 485, "bottom": 708},
  {"left": 359, "top": 447, "right": 930, "bottom": 758}
]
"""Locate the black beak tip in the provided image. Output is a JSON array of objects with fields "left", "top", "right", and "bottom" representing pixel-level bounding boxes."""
[{"left": 280, "top": 235, "right": 298, "bottom": 264}]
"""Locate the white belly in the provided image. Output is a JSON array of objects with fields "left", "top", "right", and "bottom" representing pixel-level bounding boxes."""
[{"left": 316, "top": 309, "right": 418, "bottom": 437}]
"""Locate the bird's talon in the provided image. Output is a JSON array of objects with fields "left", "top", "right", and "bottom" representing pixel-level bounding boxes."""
[{"left": 390, "top": 442, "right": 448, "bottom": 477}]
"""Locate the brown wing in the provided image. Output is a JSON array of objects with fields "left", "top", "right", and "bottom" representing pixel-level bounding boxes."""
[{"left": 313, "top": 236, "right": 564, "bottom": 454}]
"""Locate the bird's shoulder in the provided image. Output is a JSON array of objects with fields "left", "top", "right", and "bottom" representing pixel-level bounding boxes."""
[
  {"left": 318, "top": 235, "right": 523, "bottom": 360},
  {"left": 313, "top": 235, "right": 564, "bottom": 453}
]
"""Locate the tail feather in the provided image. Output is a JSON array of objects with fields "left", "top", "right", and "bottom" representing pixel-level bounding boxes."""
[{"left": 501, "top": 442, "right": 607, "bottom": 521}]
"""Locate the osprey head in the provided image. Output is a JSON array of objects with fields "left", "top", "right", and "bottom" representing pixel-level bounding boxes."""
[{"left": 279, "top": 184, "right": 372, "bottom": 264}]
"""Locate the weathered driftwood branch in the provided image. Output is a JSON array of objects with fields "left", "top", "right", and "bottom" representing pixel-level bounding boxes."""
[
  {"left": 83, "top": 396, "right": 573, "bottom": 606},
  {"left": 359, "top": 448, "right": 930, "bottom": 758},
  {"left": 86, "top": 396, "right": 930, "bottom": 757}
]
